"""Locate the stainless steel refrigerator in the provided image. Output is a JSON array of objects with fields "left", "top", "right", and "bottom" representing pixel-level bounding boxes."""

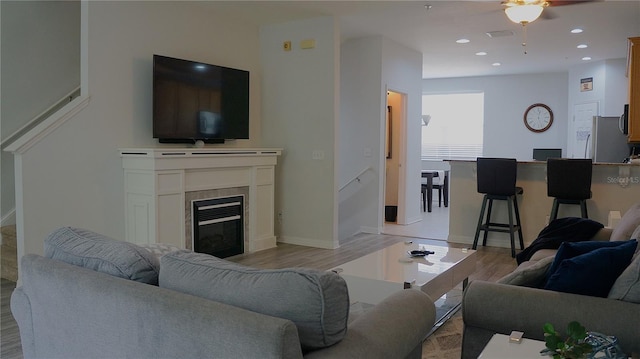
[{"left": 585, "top": 116, "right": 630, "bottom": 163}]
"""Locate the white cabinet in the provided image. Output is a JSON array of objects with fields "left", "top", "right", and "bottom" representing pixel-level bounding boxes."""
[{"left": 120, "top": 148, "right": 281, "bottom": 252}]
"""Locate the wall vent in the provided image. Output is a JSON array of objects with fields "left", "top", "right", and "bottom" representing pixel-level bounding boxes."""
[{"left": 486, "top": 30, "right": 514, "bottom": 38}]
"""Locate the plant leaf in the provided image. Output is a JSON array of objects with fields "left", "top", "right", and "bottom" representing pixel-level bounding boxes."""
[
  {"left": 544, "top": 335, "right": 561, "bottom": 351},
  {"left": 543, "top": 323, "right": 556, "bottom": 335},
  {"left": 567, "top": 321, "right": 587, "bottom": 341}
]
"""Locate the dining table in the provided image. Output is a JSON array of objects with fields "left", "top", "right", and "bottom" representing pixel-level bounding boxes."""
[{"left": 421, "top": 170, "right": 449, "bottom": 212}]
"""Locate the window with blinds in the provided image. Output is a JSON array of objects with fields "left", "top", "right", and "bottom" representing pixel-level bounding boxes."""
[{"left": 421, "top": 93, "right": 484, "bottom": 160}]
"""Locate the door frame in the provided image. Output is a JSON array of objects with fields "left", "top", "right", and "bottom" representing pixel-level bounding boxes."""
[{"left": 383, "top": 89, "right": 408, "bottom": 226}]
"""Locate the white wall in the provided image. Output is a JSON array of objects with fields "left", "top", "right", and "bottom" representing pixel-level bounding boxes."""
[
  {"left": 381, "top": 38, "right": 423, "bottom": 225},
  {"left": 423, "top": 73, "right": 569, "bottom": 161},
  {"left": 602, "top": 59, "right": 630, "bottom": 117},
  {"left": 15, "top": 2, "right": 262, "bottom": 258},
  {"left": 566, "top": 59, "right": 628, "bottom": 157},
  {"left": 1, "top": 1, "right": 80, "bottom": 138},
  {"left": 260, "top": 16, "right": 340, "bottom": 249},
  {"left": 1, "top": 1, "right": 80, "bottom": 224},
  {"left": 338, "top": 36, "right": 422, "bottom": 239},
  {"left": 339, "top": 37, "right": 383, "bottom": 240}
]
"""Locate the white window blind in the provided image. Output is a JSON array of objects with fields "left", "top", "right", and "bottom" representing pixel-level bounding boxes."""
[{"left": 422, "top": 93, "right": 484, "bottom": 160}]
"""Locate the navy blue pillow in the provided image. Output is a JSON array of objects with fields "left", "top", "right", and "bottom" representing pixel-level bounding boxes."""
[
  {"left": 544, "top": 240, "right": 637, "bottom": 297},
  {"left": 545, "top": 240, "right": 635, "bottom": 282}
]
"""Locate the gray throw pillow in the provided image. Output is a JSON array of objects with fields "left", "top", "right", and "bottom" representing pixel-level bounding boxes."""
[
  {"left": 497, "top": 256, "right": 554, "bottom": 287},
  {"left": 159, "top": 250, "right": 349, "bottom": 350},
  {"left": 610, "top": 203, "right": 640, "bottom": 241},
  {"left": 631, "top": 224, "right": 640, "bottom": 240},
  {"left": 608, "top": 250, "right": 640, "bottom": 303},
  {"left": 44, "top": 227, "right": 160, "bottom": 284}
]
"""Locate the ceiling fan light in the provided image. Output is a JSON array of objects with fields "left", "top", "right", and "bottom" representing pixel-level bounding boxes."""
[{"left": 505, "top": 4, "right": 544, "bottom": 24}]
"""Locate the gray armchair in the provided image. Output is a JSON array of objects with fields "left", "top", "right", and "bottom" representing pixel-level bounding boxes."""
[{"left": 461, "top": 280, "right": 640, "bottom": 359}]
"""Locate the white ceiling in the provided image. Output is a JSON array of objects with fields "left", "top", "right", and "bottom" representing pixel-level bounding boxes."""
[{"left": 212, "top": 0, "right": 640, "bottom": 79}]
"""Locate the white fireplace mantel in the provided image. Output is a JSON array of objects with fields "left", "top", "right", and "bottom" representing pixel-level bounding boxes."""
[{"left": 119, "top": 148, "right": 282, "bottom": 253}]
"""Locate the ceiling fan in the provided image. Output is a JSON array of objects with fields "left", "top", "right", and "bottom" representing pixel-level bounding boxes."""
[
  {"left": 502, "top": 0, "right": 596, "bottom": 25},
  {"left": 501, "top": 0, "right": 595, "bottom": 53}
]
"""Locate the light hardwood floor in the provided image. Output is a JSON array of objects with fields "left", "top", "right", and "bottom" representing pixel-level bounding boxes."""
[
  {"left": 228, "top": 233, "right": 517, "bottom": 283},
  {"left": 0, "top": 233, "right": 517, "bottom": 359},
  {"left": 1, "top": 278, "right": 22, "bottom": 359},
  {"left": 382, "top": 204, "right": 450, "bottom": 240}
]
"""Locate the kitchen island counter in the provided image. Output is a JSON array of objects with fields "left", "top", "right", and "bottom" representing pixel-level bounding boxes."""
[{"left": 446, "top": 160, "right": 640, "bottom": 249}]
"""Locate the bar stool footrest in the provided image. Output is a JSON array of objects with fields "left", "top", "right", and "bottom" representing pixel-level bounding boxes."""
[{"left": 479, "top": 224, "right": 521, "bottom": 233}]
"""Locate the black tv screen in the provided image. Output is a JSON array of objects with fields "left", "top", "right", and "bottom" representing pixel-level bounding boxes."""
[{"left": 153, "top": 55, "right": 249, "bottom": 143}]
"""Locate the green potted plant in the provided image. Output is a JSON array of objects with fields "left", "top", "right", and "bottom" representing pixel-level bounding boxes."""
[{"left": 541, "top": 321, "right": 593, "bottom": 359}]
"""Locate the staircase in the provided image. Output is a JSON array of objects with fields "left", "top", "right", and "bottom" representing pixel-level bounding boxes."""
[{"left": 1, "top": 225, "right": 18, "bottom": 282}]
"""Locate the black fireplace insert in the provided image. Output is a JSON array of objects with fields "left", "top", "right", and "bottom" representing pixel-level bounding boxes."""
[{"left": 192, "top": 195, "right": 244, "bottom": 258}]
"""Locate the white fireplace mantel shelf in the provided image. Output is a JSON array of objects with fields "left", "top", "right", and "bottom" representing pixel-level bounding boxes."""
[{"left": 119, "top": 148, "right": 282, "bottom": 253}]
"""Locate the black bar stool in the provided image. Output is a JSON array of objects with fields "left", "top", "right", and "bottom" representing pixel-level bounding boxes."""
[
  {"left": 547, "top": 158, "right": 593, "bottom": 220},
  {"left": 472, "top": 158, "right": 524, "bottom": 258}
]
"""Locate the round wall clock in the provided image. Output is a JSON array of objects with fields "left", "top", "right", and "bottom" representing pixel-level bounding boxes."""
[{"left": 524, "top": 103, "right": 553, "bottom": 133}]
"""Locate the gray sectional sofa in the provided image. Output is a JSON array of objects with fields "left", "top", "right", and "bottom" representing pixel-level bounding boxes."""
[
  {"left": 461, "top": 203, "right": 640, "bottom": 359},
  {"left": 11, "top": 227, "right": 436, "bottom": 359}
]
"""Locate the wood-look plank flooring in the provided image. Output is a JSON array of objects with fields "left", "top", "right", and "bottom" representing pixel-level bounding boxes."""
[
  {"left": 1, "top": 278, "right": 22, "bottom": 359},
  {"left": 0, "top": 233, "right": 517, "bottom": 359},
  {"left": 228, "top": 233, "right": 518, "bottom": 283},
  {"left": 1, "top": 225, "right": 19, "bottom": 282}
]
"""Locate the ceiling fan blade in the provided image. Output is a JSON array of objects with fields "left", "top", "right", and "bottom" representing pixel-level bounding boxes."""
[
  {"left": 540, "top": 8, "right": 557, "bottom": 19},
  {"left": 547, "top": 0, "right": 599, "bottom": 6}
]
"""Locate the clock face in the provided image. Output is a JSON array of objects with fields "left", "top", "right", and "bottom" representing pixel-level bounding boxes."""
[{"left": 524, "top": 103, "right": 553, "bottom": 132}]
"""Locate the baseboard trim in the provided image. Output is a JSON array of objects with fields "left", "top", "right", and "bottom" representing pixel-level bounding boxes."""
[
  {"left": 404, "top": 215, "right": 422, "bottom": 225},
  {"left": 359, "top": 226, "right": 380, "bottom": 234},
  {"left": 250, "top": 236, "right": 277, "bottom": 252},
  {"left": 447, "top": 235, "right": 472, "bottom": 244},
  {"left": 447, "top": 234, "right": 514, "bottom": 249}
]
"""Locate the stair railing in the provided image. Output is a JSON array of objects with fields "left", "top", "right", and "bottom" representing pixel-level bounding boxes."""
[
  {"left": 339, "top": 166, "right": 373, "bottom": 192},
  {"left": 1, "top": 86, "right": 81, "bottom": 150}
]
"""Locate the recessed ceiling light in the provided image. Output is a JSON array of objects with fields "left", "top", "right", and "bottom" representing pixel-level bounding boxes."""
[
  {"left": 456, "top": 38, "right": 470, "bottom": 44},
  {"left": 582, "top": 56, "right": 592, "bottom": 61},
  {"left": 571, "top": 28, "right": 583, "bottom": 34},
  {"left": 476, "top": 52, "right": 487, "bottom": 56},
  {"left": 492, "top": 62, "right": 501, "bottom": 67},
  {"left": 577, "top": 44, "right": 588, "bottom": 49}
]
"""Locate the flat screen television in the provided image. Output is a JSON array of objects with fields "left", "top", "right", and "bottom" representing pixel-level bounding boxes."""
[{"left": 153, "top": 54, "right": 249, "bottom": 144}]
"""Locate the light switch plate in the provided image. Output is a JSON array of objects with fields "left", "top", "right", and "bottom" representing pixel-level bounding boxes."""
[{"left": 300, "top": 39, "right": 316, "bottom": 49}]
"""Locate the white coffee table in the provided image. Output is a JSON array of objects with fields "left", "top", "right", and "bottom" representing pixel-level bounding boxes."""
[
  {"left": 331, "top": 241, "right": 476, "bottom": 305},
  {"left": 478, "top": 333, "right": 546, "bottom": 359}
]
